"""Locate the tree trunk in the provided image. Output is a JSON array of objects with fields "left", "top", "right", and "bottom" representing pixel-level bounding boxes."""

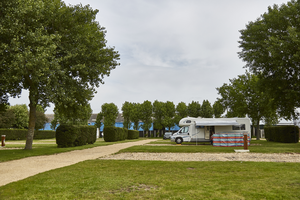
[
  {"left": 255, "top": 120, "right": 260, "bottom": 140},
  {"left": 24, "top": 99, "right": 37, "bottom": 150}
]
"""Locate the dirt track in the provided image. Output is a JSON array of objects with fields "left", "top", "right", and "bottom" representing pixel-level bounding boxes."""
[{"left": 0, "top": 139, "right": 158, "bottom": 187}]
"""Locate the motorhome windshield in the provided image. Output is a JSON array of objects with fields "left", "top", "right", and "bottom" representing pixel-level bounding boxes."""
[{"left": 179, "top": 126, "right": 189, "bottom": 133}]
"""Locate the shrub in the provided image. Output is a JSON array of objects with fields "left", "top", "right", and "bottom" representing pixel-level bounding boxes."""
[
  {"left": 103, "top": 126, "right": 118, "bottom": 142},
  {"left": 0, "top": 129, "right": 55, "bottom": 140},
  {"left": 34, "top": 130, "right": 56, "bottom": 139},
  {"left": 56, "top": 124, "right": 78, "bottom": 147},
  {"left": 128, "top": 130, "right": 139, "bottom": 139},
  {"left": 265, "top": 126, "right": 299, "bottom": 143}
]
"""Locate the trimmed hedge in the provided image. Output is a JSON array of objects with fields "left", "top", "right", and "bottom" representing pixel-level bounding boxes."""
[
  {"left": 0, "top": 129, "right": 55, "bottom": 140},
  {"left": 103, "top": 127, "right": 130, "bottom": 142},
  {"left": 265, "top": 126, "right": 299, "bottom": 143},
  {"left": 128, "top": 130, "right": 139, "bottom": 139},
  {"left": 56, "top": 124, "right": 97, "bottom": 148}
]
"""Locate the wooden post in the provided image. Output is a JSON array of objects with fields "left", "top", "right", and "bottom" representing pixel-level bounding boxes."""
[
  {"left": 1, "top": 135, "right": 5, "bottom": 147},
  {"left": 243, "top": 133, "right": 248, "bottom": 150}
]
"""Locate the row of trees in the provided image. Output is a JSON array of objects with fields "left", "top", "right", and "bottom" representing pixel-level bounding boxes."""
[
  {"left": 0, "top": 104, "right": 47, "bottom": 130},
  {"left": 95, "top": 100, "right": 225, "bottom": 135}
]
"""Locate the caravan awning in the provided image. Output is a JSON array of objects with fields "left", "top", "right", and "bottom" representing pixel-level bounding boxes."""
[{"left": 195, "top": 120, "right": 240, "bottom": 126}]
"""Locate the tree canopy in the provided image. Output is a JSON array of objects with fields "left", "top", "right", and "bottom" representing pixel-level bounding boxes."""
[
  {"left": 217, "top": 72, "right": 278, "bottom": 139},
  {"left": 0, "top": 0, "right": 120, "bottom": 149},
  {"left": 101, "top": 103, "right": 119, "bottom": 127},
  {"left": 238, "top": 0, "right": 300, "bottom": 119}
]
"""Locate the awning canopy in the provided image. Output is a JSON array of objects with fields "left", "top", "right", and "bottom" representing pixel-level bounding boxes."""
[{"left": 195, "top": 120, "right": 240, "bottom": 126}]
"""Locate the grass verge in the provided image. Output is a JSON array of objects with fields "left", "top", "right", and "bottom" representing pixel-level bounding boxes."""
[
  {"left": 0, "top": 160, "right": 299, "bottom": 199},
  {"left": 0, "top": 138, "right": 147, "bottom": 162},
  {"left": 119, "top": 139, "right": 300, "bottom": 154}
]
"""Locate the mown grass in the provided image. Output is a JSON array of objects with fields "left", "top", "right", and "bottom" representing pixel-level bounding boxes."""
[
  {"left": 0, "top": 160, "right": 300, "bottom": 199},
  {"left": 119, "top": 139, "right": 300, "bottom": 154},
  {"left": 0, "top": 138, "right": 147, "bottom": 162}
]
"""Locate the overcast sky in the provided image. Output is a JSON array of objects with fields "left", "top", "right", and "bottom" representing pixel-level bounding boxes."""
[{"left": 9, "top": 0, "right": 289, "bottom": 114}]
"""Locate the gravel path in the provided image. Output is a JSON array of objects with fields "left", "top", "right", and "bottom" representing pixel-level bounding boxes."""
[
  {"left": 100, "top": 152, "right": 300, "bottom": 163},
  {"left": 0, "top": 139, "right": 158, "bottom": 187}
]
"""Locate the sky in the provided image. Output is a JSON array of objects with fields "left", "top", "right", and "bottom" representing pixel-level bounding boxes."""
[{"left": 9, "top": 0, "right": 290, "bottom": 114}]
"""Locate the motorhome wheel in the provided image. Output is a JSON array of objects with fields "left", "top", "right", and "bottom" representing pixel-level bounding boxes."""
[{"left": 175, "top": 137, "right": 183, "bottom": 144}]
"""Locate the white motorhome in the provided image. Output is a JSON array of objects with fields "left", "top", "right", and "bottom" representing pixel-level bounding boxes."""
[{"left": 170, "top": 117, "right": 251, "bottom": 144}]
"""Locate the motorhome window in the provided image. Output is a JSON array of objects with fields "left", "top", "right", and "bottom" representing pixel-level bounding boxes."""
[
  {"left": 232, "top": 124, "right": 245, "bottom": 130},
  {"left": 184, "top": 120, "right": 191, "bottom": 123},
  {"left": 181, "top": 126, "right": 189, "bottom": 133}
]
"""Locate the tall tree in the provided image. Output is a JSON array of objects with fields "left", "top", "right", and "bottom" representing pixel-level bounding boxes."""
[
  {"left": 35, "top": 105, "right": 48, "bottom": 130},
  {"left": 101, "top": 103, "right": 118, "bottom": 127},
  {"left": 95, "top": 112, "right": 104, "bottom": 130},
  {"left": 217, "top": 72, "right": 278, "bottom": 140},
  {"left": 10, "top": 104, "right": 29, "bottom": 129},
  {"left": 140, "top": 100, "right": 153, "bottom": 135},
  {"left": 0, "top": 0, "right": 119, "bottom": 149},
  {"left": 121, "top": 101, "right": 132, "bottom": 130},
  {"left": 130, "top": 103, "right": 141, "bottom": 130},
  {"left": 199, "top": 100, "right": 213, "bottom": 118},
  {"left": 187, "top": 101, "right": 201, "bottom": 117},
  {"left": 0, "top": 108, "right": 15, "bottom": 128},
  {"left": 162, "top": 101, "right": 176, "bottom": 131},
  {"left": 175, "top": 102, "right": 187, "bottom": 125},
  {"left": 51, "top": 103, "right": 93, "bottom": 129},
  {"left": 153, "top": 100, "right": 164, "bottom": 135},
  {"left": 238, "top": 0, "right": 300, "bottom": 119},
  {"left": 213, "top": 100, "right": 224, "bottom": 118}
]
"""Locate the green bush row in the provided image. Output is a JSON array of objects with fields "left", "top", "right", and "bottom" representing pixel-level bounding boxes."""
[
  {"left": 127, "top": 130, "right": 139, "bottom": 139},
  {"left": 103, "top": 127, "right": 139, "bottom": 142},
  {"left": 0, "top": 129, "right": 55, "bottom": 140},
  {"left": 56, "top": 125, "right": 96, "bottom": 148},
  {"left": 265, "top": 126, "right": 299, "bottom": 143},
  {"left": 103, "top": 127, "right": 128, "bottom": 142}
]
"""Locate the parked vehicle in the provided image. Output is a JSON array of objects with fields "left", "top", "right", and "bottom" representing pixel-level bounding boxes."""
[
  {"left": 163, "top": 132, "right": 173, "bottom": 139},
  {"left": 170, "top": 117, "right": 250, "bottom": 144}
]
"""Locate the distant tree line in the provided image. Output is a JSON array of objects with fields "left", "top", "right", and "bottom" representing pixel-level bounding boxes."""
[
  {"left": 95, "top": 100, "right": 225, "bottom": 136},
  {"left": 0, "top": 104, "right": 47, "bottom": 130}
]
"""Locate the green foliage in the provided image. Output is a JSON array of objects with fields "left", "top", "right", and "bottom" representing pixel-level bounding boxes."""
[
  {"left": 121, "top": 101, "right": 132, "bottom": 129},
  {"left": 51, "top": 103, "right": 93, "bottom": 127},
  {"left": 238, "top": 1, "right": 300, "bottom": 119},
  {"left": 140, "top": 100, "right": 152, "bottom": 132},
  {"left": 153, "top": 100, "right": 164, "bottom": 131},
  {"left": 265, "top": 126, "right": 299, "bottom": 143},
  {"left": 162, "top": 101, "right": 176, "bottom": 131},
  {"left": 0, "top": 129, "right": 55, "bottom": 140},
  {"left": 175, "top": 102, "right": 187, "bottom": 125},
  {"left": 35, "top": 111, "right": 48, "bottom": 130},
  {"left": 200, "top": 100, "right": 213, "bottom": 118},
  {"left": 56, "top": 125, "right": 78, "bottom": 148},
  {"left": 213, "top": 100, "right": 224, "bottom": 118},
  {"left": 0, "top": 0, "right": 120, "bottom": 149},
  {"left": 101, "top": 103, "right": 118, "bottom": 127},
  {"left": 187, "top": 101, "right": 201, "bottom": 117},
  {"left": 56, "top": 124, "right": 96, "bottom": 148},
  {"left": 95, "top": 112, "right": 103, "bottom": 129},
  {"left": 10, "top": 104, "right": 29, "bottom": 129},
  {"left": 217, "top": 72, "right": 278, "bottom": 139},
  {"left": 127, "top": 130, "right": 139, "bottom": 139},
  {"left": 0, "top": 109, "right": 15, "bottom": 128},
  {"left": 103, "top": 126, "right": 126, "bottom": 142},
  {"left": 130, "top": 103, "right": 141, "bottom": 130}
]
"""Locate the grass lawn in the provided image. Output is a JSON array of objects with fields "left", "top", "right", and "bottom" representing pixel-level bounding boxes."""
[
  {"left": 0, "top": 138, "right": 147, "bottom": 162},
  {"left": 1, "top": 138, "right": 300, "bottom": 199},
  {"left": 0, "top": 160, "right": 299, "bottom": 199},
  {"left": 119, "top": 139, "right": 300, "bottom": 154}
]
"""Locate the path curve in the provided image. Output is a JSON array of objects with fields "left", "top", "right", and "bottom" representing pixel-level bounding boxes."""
[{"left": 0, "top": 139, "right": 158, "bottom": 187}]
